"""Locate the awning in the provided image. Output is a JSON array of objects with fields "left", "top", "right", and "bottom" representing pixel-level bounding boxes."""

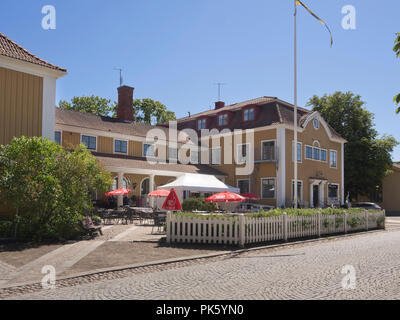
[{"left": 157, "top": 173, "right": 240, "bottom": 193}]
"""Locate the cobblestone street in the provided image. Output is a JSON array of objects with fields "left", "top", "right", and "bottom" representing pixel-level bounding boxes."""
[{"left": 6, "top": 230, "right": 400, "bottom": 300}]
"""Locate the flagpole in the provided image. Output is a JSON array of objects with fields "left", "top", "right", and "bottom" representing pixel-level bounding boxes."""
[{"left": 294, "top": 0, "right": 298, "bottom": 209}]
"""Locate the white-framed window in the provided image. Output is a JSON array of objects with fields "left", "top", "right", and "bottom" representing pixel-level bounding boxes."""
[
  {"left": 211, "top": 147, "right": 221, "bottom": 165},
  {"left": 218, "top": 114, "right": 228, "bottom": 126},
  {"left": 291, "top": 180, "right": 303, "bottom": 202},
  {"left": 328, "top": 183, "right": 339, "bottom": 200},
  {"left": 237, "top": 179, "right": 250, "bottom": 194},
  {"left": 261, "top": 178, "right": 276, "bottom": 199},
  {"left": 305, "top": 145, "right": 313, "bottom": 159},
  {"left": 55, "top": 131, "right": 61, "bottom": 145},
  {"left": 292, "top": 141, "right": 302, "bottom": 163},
  {"left": 114, "top": 139, "right": 128, "bottom": 154},
  {"left": 261, "top": 140, "right": 275, "bottom": 161},
  {"left": 305, "top": 141, "right": 328, "bottom": 163},
  {"left": 313, "top": 118, "right": 319, "bottom": 129},
  {"left": 243, "top": 108, "right": 255, "bottom": 121},
  {"left": 313, "top": 148, "right": 320, "bottom": 161},
  {"left": 330, "top": 150, "right": 337, "bottom": 168},
  {"left": 81, "top": 135, "right": 96, "bottom": 150},
  {"left": 237, "top": 143, "right": 250, "bottom": 164},
  {"left": 143, "top": 143, "right": 155, "bottom": 157},
  {"left": 198, "top": 119, "right": 207, "bottom": 130},
  {"left": 321, "top": 149, "right": 327, "bottom": 162}
]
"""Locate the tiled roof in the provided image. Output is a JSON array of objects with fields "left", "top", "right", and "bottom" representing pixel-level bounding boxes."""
[
  {"left": 177, "top": 97, "right": 278, "bottom": 123},
  {"left": 393, "top": 163, "right": 400, "bottom": 170},
  {"left": 93, "top": 153, "right": 227, "bottom": 176},
  {"left": 56, "top": 108, "right": 184, "bottom": 140},
  {"left": 0, "top": 32, "right": 66, "bottom": 72},
  {"left": 176, "top": 97, "right": 345, "bottom": 142}
]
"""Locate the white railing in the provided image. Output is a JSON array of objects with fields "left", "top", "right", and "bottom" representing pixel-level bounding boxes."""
[{"left": 166, "top": 210, "right": 386, "bottom": 247}]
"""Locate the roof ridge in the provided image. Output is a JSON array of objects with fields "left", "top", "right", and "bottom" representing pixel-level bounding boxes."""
[
  {"left": 176, "top": 96, "right": 277, "bottom": 122},
  {"left": 56, "top": 107, "right": 170, "bottom": 130},
  {"left": 0, "top": 32, "right": 66, "bottom": 72}
]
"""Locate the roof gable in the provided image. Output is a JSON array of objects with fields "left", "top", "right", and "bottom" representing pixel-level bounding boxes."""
[{"left": 0, "top": 32, "right": 66, "bottom": 72}]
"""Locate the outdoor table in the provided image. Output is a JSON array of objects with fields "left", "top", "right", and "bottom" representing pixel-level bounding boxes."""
[{"left": 130, "top": 207, "right": 154, "bottom": 224}]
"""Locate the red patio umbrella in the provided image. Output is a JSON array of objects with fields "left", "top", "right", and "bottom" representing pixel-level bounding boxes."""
[
  {"left": 148, "top": 189, "right": 170, "bottom": 198},
  {"left": 205, "top": 191, "right": 246, "bottom": 203},
  {"left": 162, "top": 188, "right": 182, "bottom": 211},
  {"left": 105, "top": 188, "right": 131, "bottom": 197},
  {"left": 240, "top": 193, "right": 260, "bottom": 201}
]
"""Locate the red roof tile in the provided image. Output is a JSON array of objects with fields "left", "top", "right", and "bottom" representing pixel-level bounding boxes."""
[{"left": 0, "top": 32, "right": 66, "bottom": 72}]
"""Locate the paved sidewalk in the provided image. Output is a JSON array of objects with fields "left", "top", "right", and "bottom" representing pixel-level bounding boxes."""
[
  {"left": 8, "top": 230, "right": 400, "bottom": 300},
  {"left": 386, "top": 217, "right": 400, "bottom": 230},
  {"left": 0, "top": 223, "right": 224, "bottom": 288}
]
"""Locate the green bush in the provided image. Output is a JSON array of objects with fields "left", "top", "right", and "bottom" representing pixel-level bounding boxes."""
[
  {"left": 252, "top": 207, "right": 369, "bottom": 218},
  {"left": 0, "top": 136, "right": 112, "bottom": 242},
  {"left": 182, "top": 198, "right": 217, "bottom": 212},
  {"left": 91, "top": 216, "right": 102, "bottom": 226},
  {"left": 0, "top": 219, "right": 14, "bottom": 238},
  {"left": 175, "top": 207, "right": 382, "bottom": 220}
]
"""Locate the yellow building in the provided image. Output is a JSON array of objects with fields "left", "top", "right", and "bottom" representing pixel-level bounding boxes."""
[
  {"left": 0, "top": 32, "right": 347, "bottom": 210},
  {"left": 176, "top": 99, "right": 347, "bottom": 208},
  {"left": 0, "top": 32, "right": 66, "bottom": 146}
]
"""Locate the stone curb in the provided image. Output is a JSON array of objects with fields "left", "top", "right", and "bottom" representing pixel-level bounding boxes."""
[{"left": 0, "top": 228, "right": 387, "bottom": 292}]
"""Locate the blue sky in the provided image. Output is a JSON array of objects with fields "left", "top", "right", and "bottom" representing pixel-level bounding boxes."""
[{"left": 1, "top": 0, "right": 400, "bottom": 160}]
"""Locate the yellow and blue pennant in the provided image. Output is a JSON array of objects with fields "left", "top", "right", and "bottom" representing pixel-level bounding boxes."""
[{"left": 296, "top": 0, "right": 333, "bottom": 47}]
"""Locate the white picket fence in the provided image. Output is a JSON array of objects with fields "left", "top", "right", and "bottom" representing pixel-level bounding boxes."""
[{"left": 166, "top": 210, "right": 385, "bottom": 247}]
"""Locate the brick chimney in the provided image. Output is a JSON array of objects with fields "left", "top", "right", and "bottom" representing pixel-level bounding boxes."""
[
  {"left": 117, "top": 85, "right": 135, "bottom": 121},
  {"left": 215, "top": 101, "right": 225, "bottom": 110}
]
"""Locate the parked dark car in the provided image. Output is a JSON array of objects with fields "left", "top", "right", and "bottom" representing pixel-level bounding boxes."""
[{"left": 351, "top": 202, "right": 382, "bottom": 210}]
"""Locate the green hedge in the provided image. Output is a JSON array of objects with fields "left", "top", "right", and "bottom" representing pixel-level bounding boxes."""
[
  {"left": 250, "top": 207, "right": 375, "bottom": 218},
  {"left": 182, "top": 198, "right": 217, "bottom": 212},
  {"left": 0, "top": 219, "right": 14, "bottom": 238},
  {"left": 173, "top": 208, "right": 382, "bottom": 220}
]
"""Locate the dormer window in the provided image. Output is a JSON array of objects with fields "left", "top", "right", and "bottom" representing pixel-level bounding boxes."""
[
  {"left": 244, "top": 108, "right": 255, "bottom": 121},
  {"left": 218, "top": 114, "right": 228, "bottom": 126},
  {"left": 198, "top": 119, "right": 207, "bottom": 130}
]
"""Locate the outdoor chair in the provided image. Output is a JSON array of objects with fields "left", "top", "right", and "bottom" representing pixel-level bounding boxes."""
[
  {"left": 113, "top": 209, "right": 127, "bottom": 224},
  {"left": 152, "top": 213, "right": 166, "bottom": 234},
  {"left": 125, "top": 207, "right": 140, "bottom": 224},
  {"left": 81, "top": 217, "right": 103, "bottom": 238},
  {"left": 139, "top": 210, "right": 154, "bottom": 225}
]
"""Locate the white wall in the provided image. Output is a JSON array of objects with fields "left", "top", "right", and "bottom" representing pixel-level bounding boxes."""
[{"left": 42, "top": 76, "right": 57, "bottom": 141}]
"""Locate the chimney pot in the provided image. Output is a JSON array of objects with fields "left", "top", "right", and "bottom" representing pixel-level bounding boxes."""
[
  {"left": 117, "top": 85, "right": 135, "bottom": 121},
  {"left": 215, "top": 101, "right": 225, "bottom": 110}
]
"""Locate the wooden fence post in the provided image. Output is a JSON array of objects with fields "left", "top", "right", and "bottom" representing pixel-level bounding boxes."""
[
  {"left": 344, "top": 212, "right": 348, "bottom": 234},
  {"left": 283, "top": 212, "right": 288, "bottom": 242},
  {"left": 239, "top": 214, "right": 245, "bottom": 248},
  {"left": 166, "top": 212, "right": 171, "bottom": 244},
  {"left": 365, "top": 210, "right": 369, "bottom": 231},
  {"left": 317, "top": 211, "right": 321, "bottom": 237}
]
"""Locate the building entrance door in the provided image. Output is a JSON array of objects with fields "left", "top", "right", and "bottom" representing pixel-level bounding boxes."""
[{"left": 313, "top": 185, "right": 319, "bottom": 208}]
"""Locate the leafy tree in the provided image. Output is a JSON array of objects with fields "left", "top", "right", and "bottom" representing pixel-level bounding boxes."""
[
  {"left": 0, "top": 137, "right": 112, "bottom": 241},
  {"left": 59, "top": 96, "right": 176, "bottom": 125},
  {"left": 307, "top": 91, "right": 398, "bottom": 201},
  {"left": 393, "top": 32, "right": 400, "bottom": 114},
  {"left": 58, "top": 95, "right": 116, "bottom": 116},
  {"left": 113, "top": 98, "right": 176, "bottom": 125}
]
